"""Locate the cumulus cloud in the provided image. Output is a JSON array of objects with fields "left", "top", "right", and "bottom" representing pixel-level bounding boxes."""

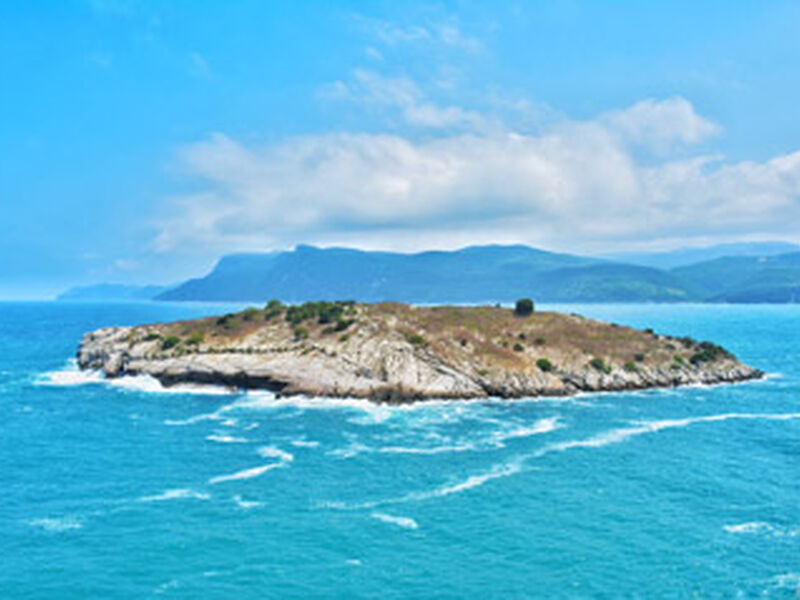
[
  {"left": 322, "top": 69, "right": 489, "bottom": 130},
  {"left": 359, "top": 16, "right": 483, "bottom": 53},
  {"left": 152, "top": 97, "right": 800, "bottom": 255},
  {"left": 601, "top": 96, "right": 721, "bottom": 151}
]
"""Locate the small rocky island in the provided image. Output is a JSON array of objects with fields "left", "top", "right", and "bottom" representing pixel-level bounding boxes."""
[{"left": 77, "top": 300, "right": 763, "bottom": 401}]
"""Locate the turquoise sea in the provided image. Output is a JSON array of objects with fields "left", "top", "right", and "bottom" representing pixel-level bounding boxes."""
[{"left": 2, "top": 302, "right": 799, "bottom": 598}]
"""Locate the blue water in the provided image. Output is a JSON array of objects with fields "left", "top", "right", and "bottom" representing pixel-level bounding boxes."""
[{"left": 2, "top": 302, "right": 800, "bottom": 598}]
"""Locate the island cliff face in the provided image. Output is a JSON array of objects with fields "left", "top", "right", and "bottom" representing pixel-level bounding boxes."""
[{"left": 77, "top": 302, "right": 763, "bottom": 402}]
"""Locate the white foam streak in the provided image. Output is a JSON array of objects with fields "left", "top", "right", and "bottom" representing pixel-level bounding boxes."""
[
  {"left": 256, "top": 446, "right": 295, "bottom": 462},
  {"left": 291, "top": 439, "right": 319, "bottom": 448},
  {"left": 206, "top": 434, "right": 248, "bottom": 444},
  {"left": 208, "top": 464, "right": 282, "bottom": 484},
  {"left": 36, "top": 365, "right": 104, "bottom": 386},
  {"left": 232, "top": 494, "right": 263, "bottom": 509},
  {"left": 371, "top": 512, "right": 419, "bottom": 530},
  {"left": 378, "top": 443, "right": 476, "bottom": 455},
  {"left": 138, "top": 488, "right": 210, "bottom": 502},
  {"left": 544, "top": 413, "right": 800, "bottom": 455},
  {"left": 322, "top": 461, "right": 523, "bottom": 510},
  {"left": 724, "top": 522, "right": 799, "bottom": 537},
  {"left": 496, "top": 417, "right": 562, "bottom": 442},
  {"left": 27, "top": 517, "right": 83, "bottom": 532},
  {"left": 37, "top": 361, "right": 235, "bottom": 395}
]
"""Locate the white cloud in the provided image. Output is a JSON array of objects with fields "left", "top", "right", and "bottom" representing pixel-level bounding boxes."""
[
  {"left": 361, "top": 17, "right": 483, "bottom": 53},
  {"left": 601, "top": 96, "right": 721, "bottom": 151},
  {"left": 153, "top": 97, "right": 800, "bottom": 255},
  {"left": 322, "top": 69, "right": 489, "bottom": 130}
]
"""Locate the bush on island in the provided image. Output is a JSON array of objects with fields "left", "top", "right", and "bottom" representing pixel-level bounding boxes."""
[{"left": 514, "top": 298, "right": 535, "bottom": 317}]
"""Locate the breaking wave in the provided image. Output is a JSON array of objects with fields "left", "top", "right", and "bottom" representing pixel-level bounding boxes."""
[
  {"left": 232, "top": 495, "right": 263, "bottom": 509},
  {"left": 371, "top": 512, "right": 419, "bottom": 530},
  {"left": 37, "top": 360, "right": 235, "bottom": 395},
  {"left": 138, "top": 488, "right": 210, "bottom": 502},
  {"left": 27, "top": 517, "right": 83, "bottom": 532},
  {"left": 208, "top": 464, "right": 283, "bottom": 485},
  {"left": 206, "top": 434, "right": 248, "bottom": 444},
  {"left": 724, "top": 522, "right": 799, "bottom": 537}
]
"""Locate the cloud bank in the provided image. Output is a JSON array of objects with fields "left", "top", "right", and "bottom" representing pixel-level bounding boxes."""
[{"left": 153, "top": 93, "right": 800, "bottom": 254}]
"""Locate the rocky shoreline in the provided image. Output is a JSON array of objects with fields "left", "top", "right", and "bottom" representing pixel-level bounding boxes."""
[{"left": 77, "top": 302, "right": 764, "bottom": 402}]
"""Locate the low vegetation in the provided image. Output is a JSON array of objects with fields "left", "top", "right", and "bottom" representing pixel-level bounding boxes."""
[
  {"left": 139, "top": 301, "right": 742, "bottom": 390},
  {"left": 514, "top": 298, "right": 535, "bottom": 317}
]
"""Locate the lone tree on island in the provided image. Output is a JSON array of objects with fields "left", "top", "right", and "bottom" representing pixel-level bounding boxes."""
[{"left": 514, "top": 298, "right": 534, "bottom": 316}]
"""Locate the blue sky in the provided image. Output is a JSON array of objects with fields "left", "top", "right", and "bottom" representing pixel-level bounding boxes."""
[{"left": 2, "top": 1, "right": 800, "bottom": 298}]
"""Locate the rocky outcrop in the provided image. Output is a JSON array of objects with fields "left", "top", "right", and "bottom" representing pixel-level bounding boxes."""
[{"left": 77, "top": 303, "right": 763, "bottom": 402}]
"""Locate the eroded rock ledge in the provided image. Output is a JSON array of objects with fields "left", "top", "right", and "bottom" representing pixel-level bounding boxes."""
[{"left": 77, "top": 302, "right": 763, "bottom": 402}]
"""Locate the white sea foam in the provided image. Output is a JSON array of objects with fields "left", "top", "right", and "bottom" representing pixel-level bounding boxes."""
[
  {"left": 325, "top": 411, "right": 800, "bottom": 511},
  {"left": 542, "top": 413, "right": 800, "bottom": 456},
  {"left": 724, "top": 522, "right": 772, "bottom": 534},
  {"left": 256, "top": 446, "right": 294, "bottom": 462},
  {"left": 345, "top": 559, "right": 363, "bottom": 567},
  {"left": 27, "top": 517, "right": 83, "bottom": 532},
  {"left": 494, "top": 417, "right": 562, "bottom": 443},
  {"left": 36, "top": 360, "right": 235, "bottom": 395},
  {"left": 724, "top": 521, "right": 799, "bottom": 537},
  {"left": 291, "top": 439, "right": 319, "bottom": 448},
  {"left": 206, "top": 434, "right": 248, "bottom": 444},
  {"left": 232, "top": 494, "right": 263, "bottom": 509},
  {"left": 208, "top": 463, "right": 282, "bottom": 484},
  {"left": 138, "top": 488, "right": 210, "bottom": 502},
  {"left": 36, "top": 364, "right": 104, "bottom": 386},
  {"left": 371, "top": 512, "right": 419, "bottom": 530},
  {"left": 770, "top": 572, "right": 800, "bottom": 593},
  {"left": 322, "top": 460, "right": 524, "bottom": 510},
  {"left": 377, "top": 443, "right": 476, "bottom": 455}
]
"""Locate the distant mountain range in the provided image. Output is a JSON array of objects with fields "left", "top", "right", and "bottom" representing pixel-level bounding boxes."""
[
  {"left": 58, "top": 242, "right": 800, "bottom": 304},
  {"left": 603, "top": 241, "right": 800, "bottom": 270}
]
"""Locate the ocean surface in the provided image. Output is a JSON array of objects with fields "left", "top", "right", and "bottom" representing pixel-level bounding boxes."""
[{"left": 2, "top": 301, "right": 799, "bottom": 598}]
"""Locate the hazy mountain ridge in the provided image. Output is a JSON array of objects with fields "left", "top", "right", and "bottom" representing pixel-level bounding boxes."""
[
  {"left": 61, "top": 243, "right": 800, "bottom": 304},
  {"left": 156, "top": 244, "right": 683, "bottom": 303},
  {"left": 604, "top": 241, "right": 800, "bottom": 269}
]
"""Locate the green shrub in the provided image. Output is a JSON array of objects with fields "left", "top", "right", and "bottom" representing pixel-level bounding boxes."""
[
  {"left": 634, "top": 353, "right": 645, "bottom": 363},
  {"left": 589, "top": 357, "right": 611, "bottom": 374},
  {"left": 186, "top": 331, "right": 205, "bottom": 345},
  {"left": 518, "top": 332, "right": 526, "bottom": 340},
  {"left": 673, "top": 355, "right": 685, "bottom": 366},
  {"left": 293, "top": 326, "right": 309, "bottom": 340},
  {"left": 536, "top": 358, "right": 554, "bottom": 372},
  {"left": 285, "top": 300, "right": 354, "bottom": 325},
  {"left": 338, "top": 333, "right": 350, "bottom": 343},
  {"left": 264, "top": 299, "right": 284, "bottom": 320},
  {"left": 144, "top": 332, "right": 161, "bottom": 342},
  {"left": 460, "top": 338, "right": 468, "bottom": 347},
  {"left": 690, "top": 341, "right": 732, "bottom": 365},
  {"left": 334, "top": 317, "right": 354, "bottom": 332},
  {"left": 216, "top": 313, "right": 238, "bottom": 328},
  {"left": 623, "top": 361, "right": 638, "bottom": 373},
  {"left": 534, "top": 337, "right": 546, "bottom": 346},
  {"left": 405, "top": 332, "right": 426, "bottom": 346},
  {"left": 514, "top": 298, "right": 534, "bottom": 317},
  {"left": 242, "top": 307, "right": 260, "bottom": 322},
  {"left": 513, "top": 343, "right": 524, "bottom": 352},
  {"left": 161, "top": 335, "right": 180, "bottom": 350}
]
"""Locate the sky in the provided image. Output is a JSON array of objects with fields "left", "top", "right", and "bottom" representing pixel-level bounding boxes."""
[{"left": 2, "top": 0, "right": 800, "bottom": 298}]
